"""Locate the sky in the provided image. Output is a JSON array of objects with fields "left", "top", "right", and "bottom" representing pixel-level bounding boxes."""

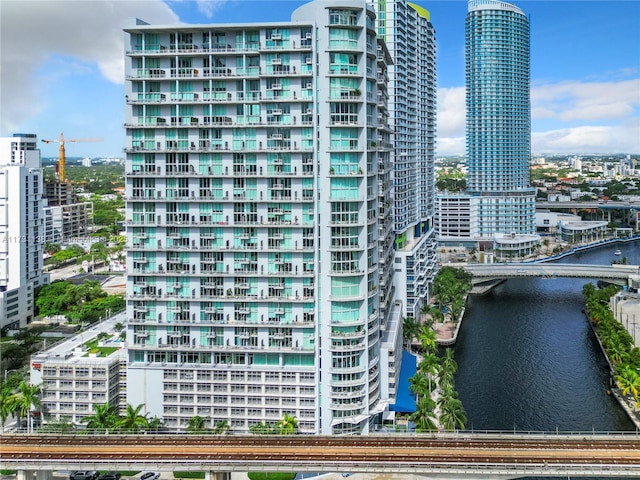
[{"left": 0, "top": 0, "right": 638, "bottom": 158}]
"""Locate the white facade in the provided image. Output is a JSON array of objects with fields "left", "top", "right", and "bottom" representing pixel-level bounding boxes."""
[
  {"left": 369, "top": 0, "right": 438, "bottom": 319},
  {"left": 124, "top": 0, "right": 395, "bottom": 434},
  {"left": 0, "top": 133, "right": 48, "bottom": 329},
  {"left": 31, "top": 315, "right": 127, "bottom": 424}
]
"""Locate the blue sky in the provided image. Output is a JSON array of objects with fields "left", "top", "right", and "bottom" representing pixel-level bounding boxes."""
[{"left": 0, "top": 0, "right": 638, "bottom": 158}]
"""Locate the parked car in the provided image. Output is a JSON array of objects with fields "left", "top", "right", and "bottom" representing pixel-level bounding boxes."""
[
  {"left": 98, "top": 473, "right": 122, "bottom": 480},
  {"left": 140, "top": 473, "right": 160, "bottom": 480},
  {"left": 70, "top": 472, "right": 99, "bottom": 480}
]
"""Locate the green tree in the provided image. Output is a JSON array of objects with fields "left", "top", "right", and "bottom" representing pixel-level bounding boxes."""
[
  {"left": 277, "top": 413, "right": 298, "bottom": 434},
  {"left": 0, "top": 387, "right": 14, "bottom": 431},
  {"left": 418, "top": 326, "right": 438, "bottom": 354},
  {"left": 186, "top": 415, "right": 207, "bottom": 433},
  {"left": 439, "top": 398, "right": 467, "bottom": 432},
  {"left": 410, "top": 396, "right": 437, "bottom": 432},
  {"left": 116, "top": 403, "right": 149, "bottom": 433},
  {"left": 146, "top": 414, "right": 164, "bottom": 433},
  {"left": 615, "top": 365, "right": 640, "bottom": 402},
  {"left": 409, "top": 372, "right": 431, "bottom": 402},
  {"left": 212, "top": 420, "right": 231, "bottom": 434},
  {"left": 10, "top": 381, "right": 41, "bottom": 432},
  {"left": 403, "top": 317, "right": 420, "bottom": 351},
  {"left": 439, "top": 349, "right": 458, "bottom": 388},
  {"left": 418, "top": 353, "right": 440, "bottom": 393},
  {"left": 82, "top": 402, "right": 118, "bottom": 432}
]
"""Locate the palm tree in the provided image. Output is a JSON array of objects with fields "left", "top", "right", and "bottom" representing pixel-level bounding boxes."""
[
  {"left": 441, "top": 348, "right": 458, "bottom": 374},
  {"left": 213, "top": 420, "right": 231, "bottom": 434},
  {"left": 10, "top": 381, "right": 41, "bottom": 432},
  {"left": 418, "top": 353, "right": 441, "bottom": 378},
  {"left": 437, "top": 383, "right": 459, "bottom": 411},
  {"left": 409, "top": 372, "right": 431, "bottom": 402},
  {"left": 116, "top": 403, "right": 149, "bottom": 433},
  {"left": 277, "top": 413, "right": 298, "bottom": 434},
  {"left": 439, "top": 398, "right": 467, "bottom": 431},
  {"left": 606, "top": 337, "right": 630, "bottom": 365},
  {"left": 82, "top": 402, "right": 118, "bottom": 432},
  {"left": 0, "top": 388, "right": 14, "bottom": 431},
  {"left": 450, "top": 297, "right": 466, "bottom": 325},
  {"left": 418, "top": 326, "right": 438, "bottom": 354},
  {"left": 428, "top": 306, "right": 444, "bottom": 326},
  {"left": 615, "top": 365, "right": 640, "bottom": 402},
  {"left": 146, "top": 414, "right": 164, "bottom": 433},
  {"left": 439, "top": 349, "right": 458, "bottom": 388},
  {"left": 403, "top": 317, "right": 420, "bottom": 351},
  {"left": 410, "top": 396, "right": 437, "bottom": 433},
  {"left": 186, "top": 415, "right": 207, "bottom": 433}
]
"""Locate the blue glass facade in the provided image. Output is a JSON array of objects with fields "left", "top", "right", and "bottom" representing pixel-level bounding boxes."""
[{"left": 465, "top": 0, "right": 536, "bottom": 236}]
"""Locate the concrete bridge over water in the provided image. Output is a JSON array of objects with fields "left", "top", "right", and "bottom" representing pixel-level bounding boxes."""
[{"left": 457, "top": 263, "right": 640, "bottom": 287}]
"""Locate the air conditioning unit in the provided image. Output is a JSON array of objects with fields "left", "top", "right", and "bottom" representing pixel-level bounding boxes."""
[
  {"left": 305, "top": 108, "right": 313, "bottom": 114},
  {"left": 271, "top": 33, "right": 282, "bottom": 40},
  {"left": 272, "top": 109, "right": 283, "bottom": 115},
  {"left": 305, "top": 83, "right": 312, "bottom": 89},
  {"left": 305, "top": 58, "right": 313, "bottom": 65}
]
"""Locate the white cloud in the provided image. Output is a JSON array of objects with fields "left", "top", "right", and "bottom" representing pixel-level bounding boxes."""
[
  {"left": 0, "top": 0, "right": 179, "bottom": 134},
  {"left": 532, "top": 118, "right": 640, "bottom": 155},
  {"left": 436, "top": 79, "right": 640, "bottom": 155},
  {"left": 532, "top": 79, "right": 640, "bottom": 122},
  {"left": 437, "top": 87, "right": 466, "bottom": 138},
  {"left": 194, "top": 0, "right": 232, "bottom": 18}
]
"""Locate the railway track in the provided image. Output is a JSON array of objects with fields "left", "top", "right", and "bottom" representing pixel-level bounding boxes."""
[{"left": 2, "top": 434, "right": 640, "bottom": 467}]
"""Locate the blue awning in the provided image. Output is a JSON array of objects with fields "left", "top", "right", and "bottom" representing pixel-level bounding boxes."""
[{"left": 389, "top": 350, "right": 418, "bottom": 413}]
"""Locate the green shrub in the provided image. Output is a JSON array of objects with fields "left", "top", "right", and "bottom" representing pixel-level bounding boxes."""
[{"left": 247, "top": 474, "right": 296, "bottom": 480}]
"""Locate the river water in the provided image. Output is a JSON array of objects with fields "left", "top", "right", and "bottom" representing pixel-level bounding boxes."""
[{"left": 454, "top": 241, "right": 639, "bottom": 432}]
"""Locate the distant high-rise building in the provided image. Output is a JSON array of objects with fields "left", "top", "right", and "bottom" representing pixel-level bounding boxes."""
[
  {"left": 0, "top": 133, "right": 48, "bottom": 329},
  {"left": 437, "top": 0, "right": 539, "bottom": 257},
  {"left": 123, "top": 0, "right": 398, "bottom": 434},
  {"left": 369, "top": 0, "right": 438, "bottom": 318}
]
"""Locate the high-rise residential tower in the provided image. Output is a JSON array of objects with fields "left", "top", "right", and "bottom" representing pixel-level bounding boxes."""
[
  {"left": 0, "top": 133, "right": 47, "bottom": 329},
  {"left": 437, "top": 0, "right": 538, "bottom": 257},
  {"left": 466, "top": 0, "right": 537, "bottom": 248},
  {"left": 124, "top": 0, "right": 397, "bottom": 434},
  {"left": 368, "top": 0, "right": 438, "bottom": 318}
]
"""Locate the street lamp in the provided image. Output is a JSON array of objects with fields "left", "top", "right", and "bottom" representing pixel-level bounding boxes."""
[{"left": 4, "top": 368, "right": 21, "bottom": 383}]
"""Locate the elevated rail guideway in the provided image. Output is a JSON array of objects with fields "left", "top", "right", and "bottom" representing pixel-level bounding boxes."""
[
  {"left": 458, "top": 263, "right": 640, "bottom": 286},
  {"left": 2, "top": 433, "right": 640, "bottom": 479}
]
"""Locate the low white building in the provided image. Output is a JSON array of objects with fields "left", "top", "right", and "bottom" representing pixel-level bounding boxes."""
[
  {"left": 536, "top": 211, "right": 581, "bottom": 234},
  {"left": 559, "top": 220, "right": 608, "bottom": 243},
  {"left": 493, "top": 232, "right": 541, "bottom": 261},
  {"left": 30, "top": 313, "right": 127, "bottom": 424}
]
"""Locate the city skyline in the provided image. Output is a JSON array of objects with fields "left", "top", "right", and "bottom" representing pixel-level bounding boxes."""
[{"left": 1, "top": 0, "right": 639, "bottom": 158}]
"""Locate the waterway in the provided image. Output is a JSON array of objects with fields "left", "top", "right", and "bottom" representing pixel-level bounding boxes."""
[{"left": 454, "top": 240, "right": 639, "bottom": 433}]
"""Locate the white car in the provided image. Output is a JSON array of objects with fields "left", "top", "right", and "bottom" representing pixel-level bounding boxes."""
[{"left": 140, "top": 473, "right": 160, "bottom": 480}]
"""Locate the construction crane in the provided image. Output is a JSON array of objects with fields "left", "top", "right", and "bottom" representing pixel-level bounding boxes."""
[{"left": 41, "top": 132, "right": 102, "bottom": 182}]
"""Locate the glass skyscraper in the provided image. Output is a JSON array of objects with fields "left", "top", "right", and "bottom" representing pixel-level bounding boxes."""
[{"left": 465, "top": 0, "right": 537, "bottom": 239}]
